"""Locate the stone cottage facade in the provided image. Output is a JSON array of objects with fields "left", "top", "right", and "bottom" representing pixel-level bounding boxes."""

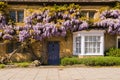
[{"left": 0, "top": 0, "right": 119, "bottom": 64}]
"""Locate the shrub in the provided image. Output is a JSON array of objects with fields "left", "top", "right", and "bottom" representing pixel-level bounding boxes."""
[
  {"left": 0, "top": 64, "right": 5, "bottom": 68},
  {"left": 61, "top": 57, "right": 81, "bottom": 66},
  {"left": 82, "top": 57, "right": 120, "bottom": 66},
  {"left": 106, "top": 48, "right": 120, "bottom": 57},
  {"left": 61, "top": 57, "right": 120, "bottom": 66},
  {"left": 15, "top": 62, "right": 30, "bottom": 67}
]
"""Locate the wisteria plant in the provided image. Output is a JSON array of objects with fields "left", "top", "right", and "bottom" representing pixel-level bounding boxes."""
[
  {"left": 94, "top": 9, "right": 120, "bottom": 34},
  {"left": 0, "top": 3, "right": 89, "bottom": 64}
]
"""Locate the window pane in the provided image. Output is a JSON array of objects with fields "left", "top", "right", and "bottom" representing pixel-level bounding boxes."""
[
  {"left": 118, "top": 39, "right": 120, "bottom": 48},
  {"left": 85, "top": 36, "right": 101, "bottom": 54},
  {"left": 10, "top": 11, "right": 16, "bottom": 22},
  {"left": 17, "top": 11, "right": 24, "bottom": 22},
  {"left": 6, "top": 42, "right": 14, "bottom": 53},
  {"left": 89, "top": 36, "right": 92, "bottom": 41},
  {"left": 76, "top": 48, "right": 78, "bottom": 53},
  {"left": 93, "top": 48, "right": 96, "bottom": 53},
  {"left": 89, "top": 11, "right": 96, "bottom": 19},
  {"left": 85, "top": 48, "right": 88, "bottom": 53},
  {"left": 97, "top": 42, "right": 100, "bottom": 48},
  {"left": 97, "top": 48, "right": 100, "bottom": 53},
  {"left": 96, "top": 36, "right": 100, "bottom": 41},
  {"left": 81, "top": 11, "right": 87, "bottom": 17},
  {"left": 93, "top": 36, "right": 96, "bottom": 41},
  {"left": 75, "top": 37, "right": 81, "bottom": 54},
  {"left": 85, "top": 36, "right": 88, "bottom": 41}
]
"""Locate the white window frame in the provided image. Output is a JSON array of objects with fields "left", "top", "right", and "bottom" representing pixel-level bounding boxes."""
[
  {"left": 116, "top": 36, "right": 120, "bottom": 48},
  {"left": 73, "top": 30, "right": 104, "bottom": 56}
]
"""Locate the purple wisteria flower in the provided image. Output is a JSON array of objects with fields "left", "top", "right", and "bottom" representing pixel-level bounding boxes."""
[
  {"left": 3, "top": 34, "right": 13, "bottom": 40},
  {"left": 19, "top": 30, "right": 30, "bottom": 42}
]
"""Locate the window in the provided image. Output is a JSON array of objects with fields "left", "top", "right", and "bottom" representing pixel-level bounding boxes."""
[
  {"left": 6, "top": 42, "right": 14, "bottom": 53},
  {"left": 10, "top": 10, "right": 24, "bottom": 22},
  {"left": 10, "top": 11, "right": 16, "bottom": 22},
  {"left": 73, "top": 30, "right": 104, "bottom": 56},
  {"left": 117, "top": 36, "right": 120, "bottom": 48},
  {"left": 85, "top": 36, "right": 100, "bottom": 54},
  {"left": 76, "top": 37, "right": 81, "bottom": 54},
  {"left": 81, "top": 10, "right": 96, "bottom": 19}
]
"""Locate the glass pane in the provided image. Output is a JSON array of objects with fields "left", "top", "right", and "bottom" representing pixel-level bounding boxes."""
[
  {"left": 89, "top": 36, "right": 92, "bottom": 41},
  {"left": 96, "top": 36, "right": 100, "bottom": 41},
  {"left": 97, "top": 42, "right": 100, "bottom": 48},
  {"left": 79, "top": 48, "right": 81, "bottom": 53},
  {"left": 85, "top": 48, "right": 88, "bottom": 53},
  {"left": 76, "top": 48, "right": 78, "bottom": 53},
  {"left": 10, "top": 11, "right": 16, "bottom": 22},
  {"left": 75, "top": 36, "right": 81, "bottom": 54},
  {"left": 17, "top": 11, "right": 24, "bottom": 22},
  {"left": 89, "top": 11, "right": 96, "bottom": 19},
  {"left": 85, "top": 36, "right": 101, "bottom": 54},
  {"left": 118, "top": 39, "right": 120, "bottom": 48},
  {"left": 93, "top": 36, "right": 96, "bottom": 42},
  {"left": 93, "top": 48, "right": 96, "bottom": 53},
  {"left": 89, "top": 48, "right": 92, "bottom": 53},
  {"left": 76, "top": 43, "right": 79, "bottom": 48},
  {"left": 97, "top": 48, "right": 100, "bottom": 53},
  {"left": 85, "top": 36, "right": 88, "bottom": 41},
  {"left": 6, "top": 42, "right": 14, "bottom": 53},
  {"left": 81, "top": 11, "right": 87, "bottom": 17},
  {"left": 85, "top": 42, "right": 88, "bottom": 47},
  {"left": 89, "top": 42, "right": 93, "bottom": 48},
  {"left": 93, "top": 42, "right": 96, "bottom": 47}
]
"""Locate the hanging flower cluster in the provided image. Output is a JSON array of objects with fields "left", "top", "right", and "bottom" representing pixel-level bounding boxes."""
[
  {"left": 94, "top": 10, "right": 120, "bottom": 34},
  {"left": 0, "top": 14, "right": 15, "bottom": 40}
]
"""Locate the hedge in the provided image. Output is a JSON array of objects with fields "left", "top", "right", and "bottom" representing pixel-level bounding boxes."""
[{"left": 61, "top": 57, "right": 120, "bottom": 66}]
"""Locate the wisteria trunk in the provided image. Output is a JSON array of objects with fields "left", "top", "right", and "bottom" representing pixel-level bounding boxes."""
[
  {"left": 0, "top": 48, "right": 20, "bottom": 64},
  {"left": 27, "top": 44, "right": 39, "bottom": 60},
  {"left": 0, "top": 43, "right": 39, "bottom": 64}
]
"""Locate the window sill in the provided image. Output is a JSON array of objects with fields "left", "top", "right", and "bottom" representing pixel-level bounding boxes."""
[
  {"left": 79, "top": 54, "right": 104, "bottom": 56},
  {"left": 16, "top": 23, "right": 25, "bottom": 26},
  {"left": 73, "top": 53, "right": 104, "bottom": 56}
]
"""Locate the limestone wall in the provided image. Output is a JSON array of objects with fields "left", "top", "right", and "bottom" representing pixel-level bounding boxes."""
[{"left": 104, "top": 33, "right": 117, "bottom": 51}]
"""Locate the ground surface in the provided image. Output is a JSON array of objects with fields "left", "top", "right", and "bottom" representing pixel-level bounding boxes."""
[{"left": 0, "top": 67, "right": 120, "bottom": 80}]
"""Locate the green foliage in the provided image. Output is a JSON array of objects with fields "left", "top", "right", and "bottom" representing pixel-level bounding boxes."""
[
  {"left": 0, "top": 2, "right": 8, "bottom": 13},
  {"left": 39, "top": 3, "right": 81, "bottom": 14},
  {"left": 113, "top": 2, "right": 120, "bottom": 9},
  {"left": 0, "top": 64, "right": 5, "bottom": 68},
  {"left": 15, "top": 62, "right": 30, "bottom": 67},
  {"left": 61, "top": 57, "right": 120, "bottom": 66},
  {"left": 61, "top": 57, "right": 81, "bottom": 66},
  {"left": 106, "top": 48, "right": 120, "bottom": 57},
  {"left": 99, "top": 6, "right": 110, "bottom": 13}
]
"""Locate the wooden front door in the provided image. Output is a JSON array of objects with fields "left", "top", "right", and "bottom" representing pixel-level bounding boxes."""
[{"left": 47, "top": 41, "right": 60, "bottom": 65}]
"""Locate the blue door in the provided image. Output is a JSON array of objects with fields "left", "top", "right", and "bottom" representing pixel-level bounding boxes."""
[{"left": 48, "top": 41, "right": 60, "bottom": 65}]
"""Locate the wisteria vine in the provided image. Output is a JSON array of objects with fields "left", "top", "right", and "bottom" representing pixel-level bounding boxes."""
[
  {"left": 94, "top": 10, "right": 120, "bottom": 34},
  {"left": 0, "top": 6, "right": 89, "bottom": 42}
]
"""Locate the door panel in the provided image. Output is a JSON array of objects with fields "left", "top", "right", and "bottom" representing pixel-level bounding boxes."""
[{"left": 48, "top": 41, "right": 59, "bottom": 65}]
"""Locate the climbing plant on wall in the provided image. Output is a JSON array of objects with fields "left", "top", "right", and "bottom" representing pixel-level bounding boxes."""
[
  {"left": 0, "top": 3, "right": 89, "bottom": 63},
  {"left": 94, "top": 9, "right": 120, "bottom": 34}
]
